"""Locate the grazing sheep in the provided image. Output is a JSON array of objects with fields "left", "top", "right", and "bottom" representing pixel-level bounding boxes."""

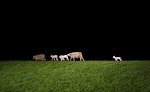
[
  {"left": 67, "top": 52, "right": 84, "bottom": 61},
  {"left": 33, "top": 54, "right": 46, "bottom": 61},
  {"left": 59, "top": 55, "right": 69, "bottom": 61},
  {"left": 50, "top": 55, "right": 58, "bottom": 61},
  {"left": 113, "top": 56, "right": 123, "bottom": 61}
]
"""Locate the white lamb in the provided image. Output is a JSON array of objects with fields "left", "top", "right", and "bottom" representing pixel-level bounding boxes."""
[
  {"left": 50, "top": 55, "right": 58, "bottom": 61},
  {"left": 59, "top": 55, "right": 69, "bottom": 61},
  {"left": 113, "top": 56, "right": 123, "bottom": 61}
]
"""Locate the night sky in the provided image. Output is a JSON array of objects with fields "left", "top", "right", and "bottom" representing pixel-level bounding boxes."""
[
  {"left": 1, "top": 6, "right": 149, "bottom": 61},
  {"left": 0, "top": 42, "right": 150, "bottom": 60},
  {"left": 1, "top": 21, "right": 149, "bottom": 60}
]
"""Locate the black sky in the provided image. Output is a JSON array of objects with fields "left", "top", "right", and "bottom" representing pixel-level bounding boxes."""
[
  {"left": 1, "top": 19, "right": 149, "bottom": 60},
  {"left": 0, "top": 44, "right": 150, "bottom": 60},
  {"left": 0, "top": 4, "right": 149, "bottom": 60},
  {"left": 1, "top": 21, "right": 149, "bottom": 60}
]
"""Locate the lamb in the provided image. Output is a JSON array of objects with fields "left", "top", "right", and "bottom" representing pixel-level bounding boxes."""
[
  {"left": 59, "top": 55, "right": 69, "bottom": 61},
  {"left": 113, "top": 56, "right": 123, "bottom": 61},
  {"left": 50, "top": 55, "right": 58, "bottom": 61}
]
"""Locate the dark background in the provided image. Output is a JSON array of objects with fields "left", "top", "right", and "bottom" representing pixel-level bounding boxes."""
[
  {"left": 0, "top": 3, "right": 149, "bottom": 60},
  {"left": 0, "top": 45, "right": 150, "bottom": 60}
]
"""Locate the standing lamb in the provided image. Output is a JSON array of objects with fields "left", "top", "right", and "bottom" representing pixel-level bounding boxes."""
[
  {"left": 67, "top": 52, "right": 84, "bottom": 61},
  {"left": 50, "top": 55, "right": 58, "bottom": 61},
  {"left": 113, "top": 56, "right": 123, "bottom": 61},
  {"left": 59, "top": 55, "right": 69, "bottom": 61}
]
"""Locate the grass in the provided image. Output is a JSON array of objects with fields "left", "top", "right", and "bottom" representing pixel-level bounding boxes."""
[{"left": 0, "top": 61, "right": 150, "bottom": 92}]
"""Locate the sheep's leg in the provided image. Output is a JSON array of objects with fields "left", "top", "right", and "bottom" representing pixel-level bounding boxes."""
[
  {"left": 70, "top": 58, "right": 72, "bottom": 61},
  {"left": 120, "top": 58, "right": 123, "bottom": 61},
  {"left": 66, "top": 58, "right": 69, "bottom": 61}
]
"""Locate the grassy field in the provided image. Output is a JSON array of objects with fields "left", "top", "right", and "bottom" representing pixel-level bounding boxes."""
[{"left": 0, "top": 61, "right": 150, "bottom": 92}]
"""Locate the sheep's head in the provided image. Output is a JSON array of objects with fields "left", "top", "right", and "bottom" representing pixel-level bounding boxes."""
[{"left": 67, "top": 54, "right": 70, "bottom": 56}]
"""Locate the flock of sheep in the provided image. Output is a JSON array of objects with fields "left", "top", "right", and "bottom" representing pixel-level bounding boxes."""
[
  {"left": 33, "top": 52, "right": 84, "bottom": 61},
  {"left": 33, "top": 52, "right": 123, "bottom": 61}
]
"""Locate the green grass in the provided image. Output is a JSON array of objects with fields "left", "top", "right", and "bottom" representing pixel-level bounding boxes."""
[{"left": 0, "top": 61, "right": 150, "bottom": 92}]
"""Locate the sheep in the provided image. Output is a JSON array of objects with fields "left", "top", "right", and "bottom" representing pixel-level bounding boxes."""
[
  {"left": 50, "top": 55, "right": 58, "bottom": 61},
  {"left": 33, "top": 54, "right": 46, "bottom": 61},
  {"left": 59, "top": 55, "right": 69, "bottom": 61},
  {"left": 113, "top": 56, "right": 123, "bottom": 61},
  {"left": 67, "top": 52, "right": 84, "bottom": 61}
]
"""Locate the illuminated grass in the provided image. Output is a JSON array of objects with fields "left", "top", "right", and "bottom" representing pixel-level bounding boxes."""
[{"left": 0, "top": 61, "right": 150, "bottom": 92}]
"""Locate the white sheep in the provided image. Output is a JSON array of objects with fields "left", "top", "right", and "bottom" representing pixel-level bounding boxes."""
[
  {"left": 50, "top": 55, "right": 58, "bottom": 61},
  {"left": 59, "top": 55, "right": 69, "bottom": 61},
  {"left": 113, "top": 56, "right": 123, "bottom": 61}
]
